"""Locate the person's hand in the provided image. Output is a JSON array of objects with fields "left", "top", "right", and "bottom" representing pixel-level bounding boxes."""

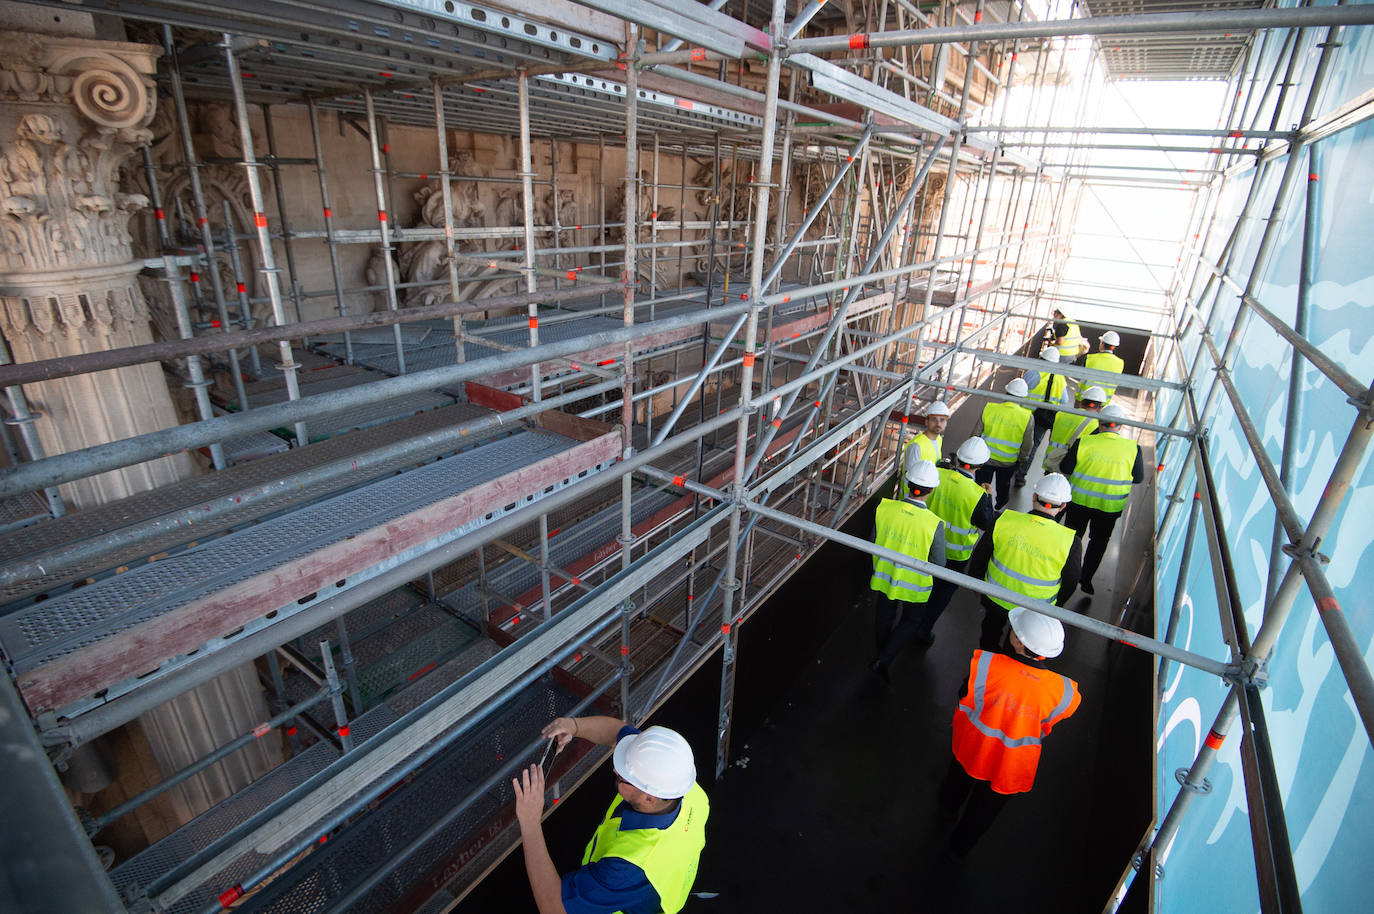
[
  {"left": 541, "top": 716, "right": 578, "bottom": 752},
  {"left": 512, "top": 764, "right": 546, "bottom": 832}
]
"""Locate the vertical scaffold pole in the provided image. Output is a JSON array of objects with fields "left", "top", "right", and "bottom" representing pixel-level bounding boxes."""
[
  {"left": 361, "top": 87, "right": 408, "bottom": 376},
  {"left": 717, "top": 0, "right": 785, "bottom": 780},
  {"left": 164, "top": 26, "right": 249, "bottom": 413},
  {"left": 307, "top": 97, "right": 354, "bottom": 366},
  {"left": 619, "top": 25, "right": 640, "bottom": 722},
  {"left": 224, "top": 35, "right": 307, "bottom": 444}
]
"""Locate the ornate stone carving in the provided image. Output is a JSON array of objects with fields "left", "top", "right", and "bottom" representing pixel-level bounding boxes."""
[{"left": 0, "top": 34, "right": 159, "bottom": 280}]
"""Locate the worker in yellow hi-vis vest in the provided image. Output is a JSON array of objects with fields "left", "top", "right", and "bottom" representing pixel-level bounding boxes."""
[
  {"left": 869, "top": 454, "right": 947, "bottom": 681},
  {"left": 899, "top": 399, "right": 950, "bottom": 480},
  {"left": 971, "top": 377, "right": 1034, "bottom": 510},
  {"left": 1051, "top": 308, "right": 1089, "bottom": 361},
  {"left": 1019, "top": 348, "right": 1071, "bottom": 486},
  {"left": 1084, "top": 330, "right": 1125, "bottom": 400},
  {"left": 1061, "top": 403, "right": 1145, "bottom": 596},
  {"left": 966, "top": 473, "right": 1083, "bottom": 651},
  {"left": 514, "top": 716, "right": 708, "bottom": 914}
]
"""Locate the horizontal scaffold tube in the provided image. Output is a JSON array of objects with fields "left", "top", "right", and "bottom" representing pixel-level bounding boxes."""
[
  {"left": 788, "top": 5, "right": 1374, "bottom": 53},
  {"left": 640, "top": 467, "right": 1229, "bottom": 678},
  {"left": 0, "top": 230, "right": 1062, "bottom": 498},
  {"left": 0, "top": 283, "right": 614, "bottom": 389}
]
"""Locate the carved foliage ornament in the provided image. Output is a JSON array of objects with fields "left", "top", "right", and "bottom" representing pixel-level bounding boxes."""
[{"left": 0, "top": 34, "right": 159, "bottom": 278}]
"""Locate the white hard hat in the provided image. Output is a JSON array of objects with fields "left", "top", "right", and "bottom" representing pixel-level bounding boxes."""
[
  {"left": 924, "top": 400, "right": 952, "bottom": 418},
  {"left": 956, "top": 437, "right": 991, "bottom": 467},
  {"left": 1006, "top": 377, "right": 1029, "bottom": 398},
  {"left": 1040, "top": 348, "right": 1061, "bottom": 363},
  {"left": 613, "top": 726, "right": 696, "bottom": 799},
  {"left": 1009, "top": 608, "right": 1065, "bottom": 658},
  {"left": 1099, "top": 403, "right": 1127, "bottom": 425},
  {"left": 1034, "top": 472, "right": 1072, "bottom": 505},
  {"left": 905, "top": 455, "right": 941, "bottom": 490},
  {"left": 1080, "top": 385, "right": 1108, "bottom": 404},
  {"left": 1101, "top": 330, "right": 1121, "bottom": 346}
]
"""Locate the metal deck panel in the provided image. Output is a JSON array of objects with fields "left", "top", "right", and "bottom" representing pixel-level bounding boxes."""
[
  {"left": 109, "top": 703, "right": 402, "bottom": 914},
  {"left": 2, "top": 428, "right": 617, "bottom": 714},
  {"left": 0, "top": 403, "right": 495, "bottom": 605},
  {"left": 237, "top": 675, "right": 580, "bottom": 914}
]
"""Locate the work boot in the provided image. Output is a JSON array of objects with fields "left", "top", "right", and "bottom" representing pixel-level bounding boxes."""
[{"left": 1081, "top": 578, "right": 1095, "bottom": 595}]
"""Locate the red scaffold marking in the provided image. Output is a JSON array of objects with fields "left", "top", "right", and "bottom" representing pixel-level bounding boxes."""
[
  {"left": 189, "top": 272, "right": 200, "bottom": 283},
  {"left": 1157, "top": 463, "right": 1165, "bottom": 472},
  {"left": 155, "top": 208, "right": 165, "bottom": 220},
  {"left": 236, "top": 283, "right": 247, "bottom": 294},
  {"left": 974, "top": 9, "right": 983, "bottom": 21},
  {"left": 285, "top": 726, "right": 298, "bottom": 736},
  {"left": 1205, "top": 730, "right": 1226, "bottom": 750},
  {"left": 378, "top": 210, "right": 388, "bottom": 223},
  {"left": 771, "top": 418, "right": 782, "bottom": 428},
  {"left": 1309, "top": 173, "right": 1319, "bottom": 181},
  {"left": 598, "top": 358, "right": 615, "bottom": 366},
  {"left": 742, "top": 353, "right": 755, "bottom": 368},
  {"left": 849, "top": 33, "right": 869, "bottom": 49},
  {"left": 254, "top": 213, "right": 268, "bottom": 227},
  {"left": 408, "top": 661, "right": 437, "bottom": 681},
  {"left": 219, "top": 885, "right": 245, "bottom": 908},
  {"left": 721, "top": 623, "right": 732, "bottom": 634},
  {"left": 322, "top": 207, "right": 332, "bottom": 218},
  {"left": 782, "top": 295, "right": 791, "bottom": 303},
  {"left": 621, "top": 645, "right": 631, "bottom": 656},
  {"left": 529, "top": 317, "right": 539, "bottom": 329},
  {"left": 676, "top": 98, "right": 695, "bottom": 110},
  {"left": 337, "top": 725, "right": 351, "bottom": 738},
  {"left": 567, "top": 270, "right": 577, "bottom": 280},
  {"left": 901, "top": 415, "right": 909, "bottom": 424},
  {"left": 673, "top": 475, "right": 686, "bottom": 487},
  {"left": 252, "top": 723, "right": 271, "bottom": 739},
  {"left": 1317, "top": 597, "right": 1340, "bottom": 614},
  {"left": 691, "top": 48, "right": 707, "bottom": 61}
]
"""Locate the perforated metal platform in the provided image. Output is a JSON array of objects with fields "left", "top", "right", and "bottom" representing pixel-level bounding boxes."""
[
  {"left": 0, "top": 427, "right": 615, "bottom": 716},
  {"left": 0, "top": 402, "right": 496, "bottom": 606}
]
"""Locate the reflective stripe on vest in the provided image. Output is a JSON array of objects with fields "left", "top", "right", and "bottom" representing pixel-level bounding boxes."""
[
  {"left": 985, "top": 511, "right": 1075, "bottom": 610},
  {"left": 927, "top": 467, "right": 985, "bottom": 562},
  {"left": 952, "top": 650, "right": 1080, "bottom": 793},
  {"left": 980, "top": 401, "right": 1032, "bottom": 464},
  {"left": 1068, "top": 432, "right": 1137, "bottom": 514},
  {"left": 1084, "top": 351, "right": 1125, "bottom": 398},
  {"left": 1056, "top": 322, "right": 1085, "bottom": 359},
  {"left": 1049, "top": 411, "right": 1096, "bottom": 450},
  {"left": 583, "top": 782, "right": 710, "bottom": 914},
  {"left": 870, "top": 498, "right": 940, "bottom": 603}
]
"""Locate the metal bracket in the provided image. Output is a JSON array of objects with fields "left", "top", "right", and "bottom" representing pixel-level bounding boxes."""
[
  {"left": 1281, "top": 541, "right": 1330, "bottom": 565},
  {"left": 1175, "top": 767, "right": 1212, "bottom": 794}
]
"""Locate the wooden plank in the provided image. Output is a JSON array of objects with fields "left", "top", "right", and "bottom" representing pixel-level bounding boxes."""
[{"left": 17, "top": 432, "right": 621, "bottom": 714}]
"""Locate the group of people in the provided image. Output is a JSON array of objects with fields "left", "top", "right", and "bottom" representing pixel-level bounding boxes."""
[
  {"left": 501, "top": 317, "right": 1137, "bottom": 912},
  {"left": 870, "top": 316, "right": 1143, "bottom": 857}
]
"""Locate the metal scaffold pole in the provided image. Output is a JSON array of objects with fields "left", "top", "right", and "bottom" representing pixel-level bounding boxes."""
[
  {"left": 716, "top": 0, "right": 785, "bottom": 780},
  {"left": 224, "top": 34, "right": 308, "bottom": 445}
]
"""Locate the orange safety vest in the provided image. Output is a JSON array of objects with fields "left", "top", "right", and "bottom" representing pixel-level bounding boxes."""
[{"left": 952, "top": 649, "right": 1081, "bottom": 794}]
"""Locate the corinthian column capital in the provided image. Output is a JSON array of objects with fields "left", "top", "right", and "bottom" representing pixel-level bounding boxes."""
[{"left": 0, "top": 32, "right": 161, "bottom": 276}]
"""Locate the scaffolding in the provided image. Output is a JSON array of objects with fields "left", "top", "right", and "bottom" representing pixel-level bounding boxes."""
[{"left": 0, "top": 1, "right": 1372, "bottom": 912}]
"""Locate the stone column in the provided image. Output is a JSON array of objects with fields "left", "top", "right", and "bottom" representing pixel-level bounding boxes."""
[
  {"left": 0, "top": 30, "right": 280, "bottom": 837},
  {"left": 0, "top": 32, "right": 195, "bottom": 508}
]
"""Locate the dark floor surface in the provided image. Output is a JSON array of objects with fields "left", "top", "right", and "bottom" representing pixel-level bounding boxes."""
[{"left": 459, "top": 400, "right": 1156, "bottom": 914}]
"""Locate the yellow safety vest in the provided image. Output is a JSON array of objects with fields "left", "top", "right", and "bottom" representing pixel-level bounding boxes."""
[
  {"left": 980, "top": 401, "right": 1032, "bottom": 465},
  {"left": 582, "top": 783, "right": 710, "bottom": 914},
  {"left": 928, "top": 467, "right": 985, "bottom": 562},
  {"left": 1056, "top": 322, "right": 1086, "bottom": 360},
  {"left": 985, "top": 511, "right": 1075, "bottom": 610},
  {"left": 1068, "top": 431, "right": 1137, "bottom": 514},
  {"left": 1084, "top": 351, "right": 1125, "bottom": 399},
  {"left": 870, "top": 498, "right": 941, "bottom": 603},
  {"left": 1049, "top": 410, "right": 1097, "bottom": 451},
  {"left": 1028, "top": 371, "right": 1066, "bottom": 405},
  {"left": 900, "top": 432, "right": 943, "bottom": 468}
]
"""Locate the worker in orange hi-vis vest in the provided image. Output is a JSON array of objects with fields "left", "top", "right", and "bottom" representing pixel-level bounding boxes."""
[{"left": 939, "top": 608, "right": 1081, "bottom": 861}]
